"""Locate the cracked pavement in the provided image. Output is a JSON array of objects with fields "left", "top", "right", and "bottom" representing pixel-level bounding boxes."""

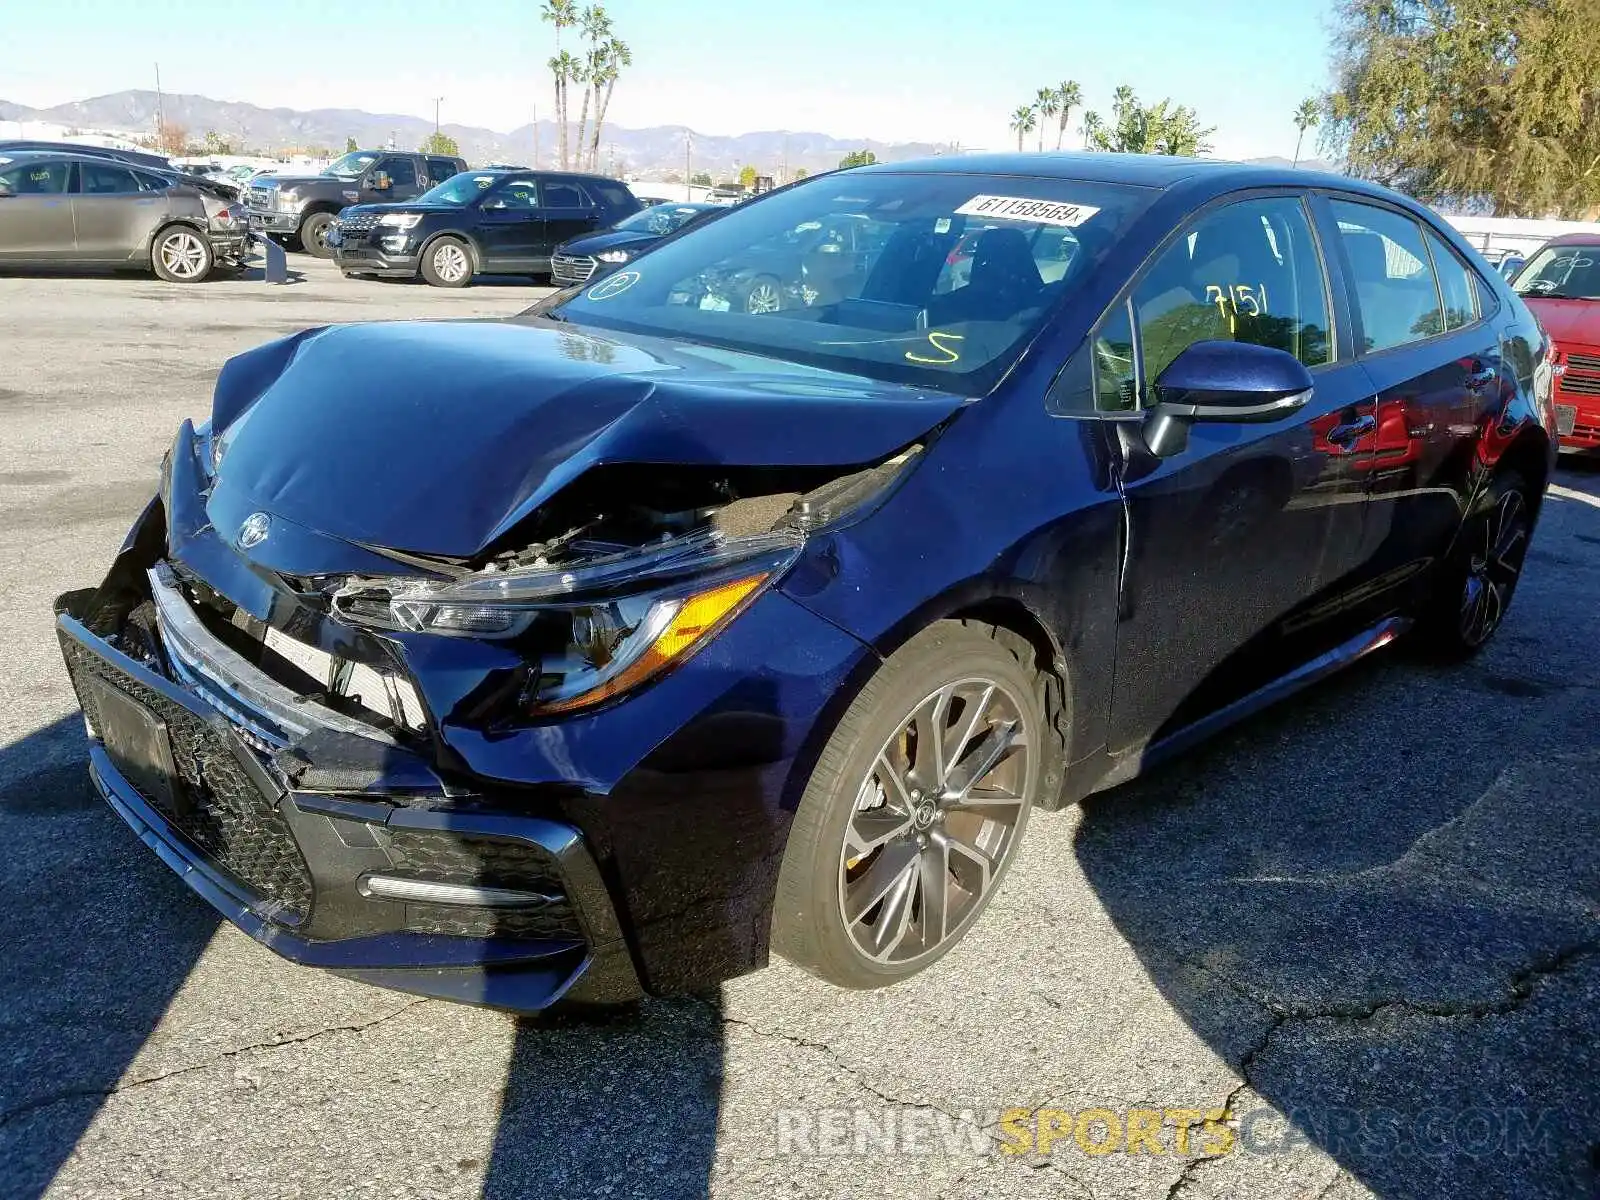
[{"left": 2, "top": 258, "right": 1597, "bottom": 1199}]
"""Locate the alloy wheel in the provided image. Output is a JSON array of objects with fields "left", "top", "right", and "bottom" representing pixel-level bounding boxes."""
[
  {"left": 1459, "top": 488, "right": 1529, "bottom": 647},
  {"left": 837, "top": 677, "right": 1030, "bottom": 967},
  {"left": 746, "top": 281, "right": 782, "bottom": 314},
  {"left": 159, "top": 231, "right": 208, "bottom": 280},
  {"left": 433, "top": 243, "right": 470, "bottom": 284}
]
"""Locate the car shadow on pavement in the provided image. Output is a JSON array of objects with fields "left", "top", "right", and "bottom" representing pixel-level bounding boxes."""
[
  {"left": 482, "top": 996, "right": 724, "bottom": 1199},
  {"left": 0, "top": 713, "right": 220, "bottom": 1200},
  {"left": 1074, "top": 489, "right": 1600, "bottom": 1200}
]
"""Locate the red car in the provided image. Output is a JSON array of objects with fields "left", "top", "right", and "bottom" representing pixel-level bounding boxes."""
[{"left": 1512, "top": 233, "right": 1600, "bottom": 451}]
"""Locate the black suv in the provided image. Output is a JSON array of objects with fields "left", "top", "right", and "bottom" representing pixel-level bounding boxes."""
[
  {"left": 246, "top": 149, "right": 466, "bottom": 257},
  {"left": 329, "top": 168, "right": 641, "bottom": 286}
]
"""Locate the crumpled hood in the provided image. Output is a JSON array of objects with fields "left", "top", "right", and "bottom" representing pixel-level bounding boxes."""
[
  {"left": 1523, "top": 296, "right": 1600, "bottom": 350},
  {"left": 208, "top": 320, "right": 965, "bottom": 559}
]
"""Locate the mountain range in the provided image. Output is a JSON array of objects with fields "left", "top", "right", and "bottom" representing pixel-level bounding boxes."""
[{"left": 0, "top": 91, "right": 1341, "bottom": 179}]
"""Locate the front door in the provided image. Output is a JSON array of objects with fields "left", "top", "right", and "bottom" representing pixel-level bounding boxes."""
[
  {"left": 0, "top": 158, "right": 76, "bottom": 259},
  {"left": 472, "top": 176, "right": 544, "bottom": 270},
  {"left": 1099, "top": 192, "right": 1377, "bottom": 750},
  {"left": 1319, "top": 198, "right": 1501, "bottom": 590},
  {"left": 71, "top": 161, "right": 163, "bottom": 260}
]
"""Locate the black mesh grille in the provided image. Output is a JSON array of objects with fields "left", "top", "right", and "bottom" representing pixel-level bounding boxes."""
[
  {"left": 381, "top": 829, "right": 581, "bottom": 941},
  {"left": 60, "top": 634, "right": 314, "bottom": 920}
]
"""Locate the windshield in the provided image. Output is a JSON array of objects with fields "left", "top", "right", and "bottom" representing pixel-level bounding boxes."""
[
  {"left": 324, "top": 151, "right": 379, "bottom": 178},
  {"left": 547, "top": 172, "right": 1154, "bottom": 393},
  {"left": 1513, "top": 244, "right": 1600, "bottom": 300},
  {"left": 416, "top": 171, "right": 501, "bottom": 206},
  {"left": 615, "top": 203, "right": 712, "bottom": 235}
]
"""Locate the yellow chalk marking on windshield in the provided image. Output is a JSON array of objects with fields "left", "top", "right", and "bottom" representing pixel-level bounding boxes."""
[{"left": 905, "top": 331, "right": 965, "bottom": 365}]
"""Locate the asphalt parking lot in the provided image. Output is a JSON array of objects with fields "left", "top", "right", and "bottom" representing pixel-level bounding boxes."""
[{"left": 1, "top": 256, "right": 1596, "bottom": 1200}]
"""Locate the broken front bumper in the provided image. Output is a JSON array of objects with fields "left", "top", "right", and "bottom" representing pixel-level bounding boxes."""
[{"left": 54, "top": 587, "right": 643, "bottom": 1011}]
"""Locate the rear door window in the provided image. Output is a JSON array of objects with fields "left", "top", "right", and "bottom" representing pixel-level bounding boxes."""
[
  {"left": 1423, "top": 229, "right": 1479, "bottom": 331},
  {"left": 1328, "top": 200, "right": 1444, "bottom": 351},
  {"left": 540, "top": 179, "right": 592, "bottom": 209},
  {"left": 426, "top": 157, "right": 458, "bottom": 186},
  {"left": 79, "top": 163, "right": 143, "bottom": 194}
]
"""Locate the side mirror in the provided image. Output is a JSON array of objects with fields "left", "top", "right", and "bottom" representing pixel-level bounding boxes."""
[
  {"left": 1143, "top": 340, "right": 1314, "bottom": 458},
  {"left": 370, "top": 171, "right": 392, "bottom": 191}
]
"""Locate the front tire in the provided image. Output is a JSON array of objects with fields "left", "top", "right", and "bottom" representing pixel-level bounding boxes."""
[
  {"left": 297, "top": 211, "right": 336, "bottom": 258},
  {"left": 1415, "top": 470, "right": 1534, "bottom": 658},
  {"left": 151, "top": 225, "right": 214, "bottom": 283},
  {"left": 420, "top": 237, "right": 473, "bottom": 288},
  {"left": 772, "top": 621, "right": 1050, "bottom": 989}
]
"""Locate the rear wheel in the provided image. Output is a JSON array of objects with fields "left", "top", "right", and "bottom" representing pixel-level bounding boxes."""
[
  {"left": 297, "top": 211, "right": 336, "bottom": 258},
  {"left": 773, "top": 621, "right": 1052, "bottom": 988},
  {"left": 1415, "top": 470, "right": 1533, "bottom": 658},
  {"left": 420, "top": 237, "right": 473, "bottom": 288},
  {"left": 151, "top": 225, "right": 214, "bottom": 283}
]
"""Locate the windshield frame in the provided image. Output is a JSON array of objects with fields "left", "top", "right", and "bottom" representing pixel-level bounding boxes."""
[
  {"left": 414, "top": 170, "right": 505, "bottom": 207},
  {"left": 324, "top": 150, "right": 380, "bottom": 178},
  {"left": 545, "top": 170, "right": 1158, "bottom": 395},
  {"left": 1512, "top": 242, "right": 1600, "bottom": 301}
]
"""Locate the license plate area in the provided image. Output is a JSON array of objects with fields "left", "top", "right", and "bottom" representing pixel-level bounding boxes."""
[
  {"left": 89, "top": 679, "right": 179, "bottom": 811},
  {"left": 1556, "top": 404, "right": 1577, "bottom": 435}
]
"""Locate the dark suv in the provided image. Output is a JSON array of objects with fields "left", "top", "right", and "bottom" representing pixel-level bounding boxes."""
[
  {"left": 329, "top": 168, "right": 641, "bottom": 286},
  {"left": 245, "top": 149, "right": 466, "bottom": 258}
]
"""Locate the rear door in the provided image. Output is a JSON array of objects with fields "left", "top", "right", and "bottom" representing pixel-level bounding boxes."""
[
  {"left": 1318, "top": 196, "right": 1500, "bottom": 592},
  {"left": 472, "top": 175, "right": 544, "bottom": 270},
  {"left": 538, "top": 177, "right": 604, "bottom": 261},
  {"left": 1098, "top": 191, "right": 1381, "bottom": 749},
  {"left": 71, "top": 160, "right": 166, "bottom": 260},
  {"left": 0, "top": 157, "right": 77, "bottom": 259}
]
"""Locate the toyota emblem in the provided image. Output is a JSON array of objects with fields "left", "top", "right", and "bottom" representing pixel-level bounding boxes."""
[{"left": 238, "top": 512, "right": 271, "bottom": 549}]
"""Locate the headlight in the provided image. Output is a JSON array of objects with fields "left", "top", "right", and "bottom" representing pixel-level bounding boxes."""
[
  {"left": 332, "top": 529, "right": 803, "bottom": 713},
  {"left": 596, "top": 249, "right": 631, "bottom": 263},
  {"left": 276, "top": 191, "right": 297, "bottom": 212},
  {"left": 378, "top": 213, "right": 423, "bottom": 230}
]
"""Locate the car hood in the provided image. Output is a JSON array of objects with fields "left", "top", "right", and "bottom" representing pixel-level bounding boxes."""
[
  {"left": 207, "top": 320, "right": 966, "bottom": 560},
  {"left": 265, "top": 173, "right": 353, "bottom": 189},
  {"left": 344, "top": 201, "right": 463, "bottom": 218},
  {"left": 1523, "top": 296, "right": 1600, "bottom": 350},
  {"left": 557, "top": 229, "right": 659, "bottom": 257}
]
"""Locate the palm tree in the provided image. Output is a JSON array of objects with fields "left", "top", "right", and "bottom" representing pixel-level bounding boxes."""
[
  {"left": 572, "top": 5, "right": 611, "bottom": 168},
  {"left": 1292, "top": 97, "right": 1322, "bottom": 167},
  {"left": 541, "top": 0, "right": 577, "bottom": 166},
  {"left": 1081, "top": 110, "right": 1102, "bottom": 150},
  {"left": 1010, "top": 105, "right": 1038, "bottom": 153},
  {"left": 589, "top": 37, "right": 631, "bottom": 170},
  {"left": 1054, "top": 80, "right": 1082, "bottom": 150},
  {"left": 1034, "top": 88, "right": 1058, "bottom": 152}
]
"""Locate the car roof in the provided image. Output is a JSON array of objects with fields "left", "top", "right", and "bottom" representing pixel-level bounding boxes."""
[
  {"left": 1539, "top": 232, "right": 1600, "bottom": 248},
  {"left": 0, "top": 147, "right": 171, "bottom": 170},
  {"left": 853, "top": 151, "right": 1380, "bottom": 197}
]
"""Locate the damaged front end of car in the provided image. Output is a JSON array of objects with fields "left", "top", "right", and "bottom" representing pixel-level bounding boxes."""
[{"left": 54, "top": 322, "right": 943, "bottom": 1006}]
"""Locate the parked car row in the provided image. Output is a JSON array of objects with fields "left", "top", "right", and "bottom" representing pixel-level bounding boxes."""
[{"left": 1511, "top": 234, "right": 1600, "bottom": 452}]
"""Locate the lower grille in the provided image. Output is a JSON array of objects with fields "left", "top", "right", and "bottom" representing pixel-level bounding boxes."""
[
  {"left": 1558, "top": 372, "right": 1600, "bottom": 397},
  {"left": 551, "top": 253, "right": 598, "bottom": 285},
  {"left": 380, "top": 828, "right": 582, "bottom": 941},
  {"left": 60, "top": 635, "right": 314, "bottom": 920},
  {"left": 1566, "top": 351, "right": 1600, "bottom": 372}
]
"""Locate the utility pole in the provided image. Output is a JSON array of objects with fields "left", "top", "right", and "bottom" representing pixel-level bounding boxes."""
[
  {"left": 154, "top": 62, "right": 165, "bottom": 148},
  {"left": 432, "top": 96, "right": 444, "bottom": 136},
  {"left": 781, "top": 134, "right": 788, "bottom": 184},
  {"left": 684, "top": 131, "right": 692, "bottom": 201},
  {"left": 532, "top": 103, "right": 539, "bottom": 168}
]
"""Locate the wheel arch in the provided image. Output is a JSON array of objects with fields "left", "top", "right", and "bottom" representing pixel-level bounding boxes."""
[
  {"left": 1495, "top": 425, "right": 1554, "bottom": 521},
  {"left": 144, "top": 216, "right": 206, "bottom": 259},
  {"left": 418, "top": 230, "right": 482, "bottom": 274}
]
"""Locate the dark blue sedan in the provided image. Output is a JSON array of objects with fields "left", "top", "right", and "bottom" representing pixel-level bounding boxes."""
[
  {"left": 549, "top": 201, "right": 721, "bottom": 286},
  {"left": 56, "top": 154, "right": 1556, "bottom": 1009}
]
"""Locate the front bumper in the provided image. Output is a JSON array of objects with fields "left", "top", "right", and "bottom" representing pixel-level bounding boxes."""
[
  {"left": 1553, "top": 382, "right": 1600, "bottom": 450},
  {"left": 332, "top": 240, "right": 420, "bottom": 277},
  {"left": 247, "top": 208, "right": 303, "bottom": 235},
  {"left": 55, "top": 591, "right": 643, "bottom": 1011}
]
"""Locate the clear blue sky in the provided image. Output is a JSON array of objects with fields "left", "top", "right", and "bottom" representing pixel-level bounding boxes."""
[{"left": 1, "top": 0, "right": 1338, "bottom": 159}]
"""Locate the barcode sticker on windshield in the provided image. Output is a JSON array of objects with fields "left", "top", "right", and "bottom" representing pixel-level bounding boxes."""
[{"left": 953, "top": 195, "right": 1101, "bottom": 227}]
